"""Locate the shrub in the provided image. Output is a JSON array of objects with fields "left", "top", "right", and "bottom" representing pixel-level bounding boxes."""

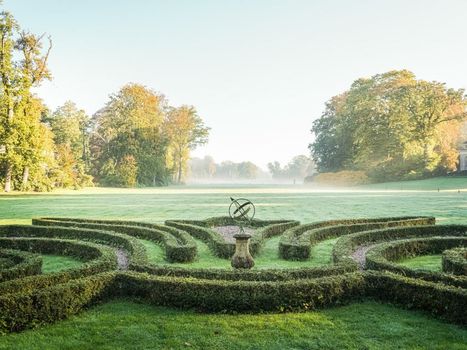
[
  {"left": 117, "top": 271, "right": 367, "bottom": 313},
  {"left": 0, "top": 237, "right": 117, "bottom": 295},
  {"left": 442, "top": 247, "right": 467, "bottom": 275},
  {"left": 8, "top": 223, "right": 148, "bottom": 267},
  {"left": 332, "top": 223, "right": 464, "bottom": 265},
  {"left": 166, "top": 217, "right": 299, "bottom": 259},
  {"left": 279, "top": 216, "right": 434, "bottom": 261},
  {"left": 33, "top": 218, "right": 196, "bottom": 263},
  {"left": 0, "top": 272, "right": 117, "bottom": 334},
  {"left": 132, "top": 263, "right": 355, "bottom": 281},
  {"left": 310, "top": 171, "right": 369, "bottom": 186},
  {"left": 0, "top": 249, "right": 42, "bottom": 283},
  {"left": 365, "top": 237, "right": 467, "bottom": 288},
  {"left": 365, "top": 271, "right": 467, "bottom": 325}
]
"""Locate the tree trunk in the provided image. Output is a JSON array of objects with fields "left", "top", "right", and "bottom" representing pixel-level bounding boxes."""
[
  {"left": 4, "top": 163, "right": 12, "bottom": 192},
  {"left": 4, "top": 106, "right": 14, "bottom": 192},
  {"left": 22, "top": 166, "right": 29, "bottom": 190},
  {"left": 177, "top": 156, "right": 182, "bottom": 184}
]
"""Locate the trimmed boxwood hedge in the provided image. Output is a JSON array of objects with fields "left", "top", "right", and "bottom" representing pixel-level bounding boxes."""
[
  {"left": 365, "top": 237, "right": 467, "bottom": 288},
  {"left": 365, "top": 271, "right": 467, "bottom": 325},
  {"left": 0, "top": 249, "right": 42, "bottom": 283},
  {"left": 442, "top": 247, "right": 467, "bottom": 275},
  {"left": 1, "top": 214, "right": 467, "bottom": 333},
  {"left": 2, "top": 224, "right": 148, "bottom": 267},
  {"left": 165, "top": 217, "right": 299, "bottom": 259},
  {"left": 33, "top": 218, "right": 197, "bottom": 263},
  {"left": 332, "top": 224, "right": 467, "bottom": 266},
  {"left": 0, "top": 238, "right": 117, "bottom": 295},
  {"left": 117, "top": 271, "right": 367, "bottom": 313},
  {"left": 132, "top": 262, "right": 356, "bottom": 281},
  {"left": 0, "top": 272, "right": 117, "bottom": 334},
  {"left": 279, "top": 216, "right": 435, "bottom": 261}
]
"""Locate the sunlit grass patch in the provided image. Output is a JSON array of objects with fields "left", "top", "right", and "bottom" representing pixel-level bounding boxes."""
[
  {"left": 0, "top": 300, "right": 465, "bottom": 350},
  {"left": 41, "top": 255, "right": 83, "bottom": 273},
  {"left": 397, "top": 254, "right": 442, "bottom": 272}
]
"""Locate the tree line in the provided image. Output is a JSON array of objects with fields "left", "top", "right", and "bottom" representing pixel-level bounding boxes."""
[
  {"left": 310, "top": 70, "right": 467, "bottom": 183},
  {"left": 189, "top": 155, "right": 315, "bottom": 182},
  {"left": 0, "top": 10, "right": 209, "bottom": 192}
]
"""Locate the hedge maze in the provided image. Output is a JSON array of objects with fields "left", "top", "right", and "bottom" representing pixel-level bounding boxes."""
[{"left": 0, "top": 215, "right": 465, "bottom": 334}]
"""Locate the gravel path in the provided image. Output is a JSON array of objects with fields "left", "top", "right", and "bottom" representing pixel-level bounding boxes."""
[
  {"left": 212, "top": 226, "right": 255, "bottom": 243},
  {"left": 351, "top": 244, "right": 378, "bottom": 270},
  {"left": 116, "top": 249, "right": 129, "bottom": 270}
]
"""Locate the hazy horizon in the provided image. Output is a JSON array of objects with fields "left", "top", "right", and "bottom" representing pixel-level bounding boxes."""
[{"left": 7, "top": 0, "right": 467, "bottom": 168}]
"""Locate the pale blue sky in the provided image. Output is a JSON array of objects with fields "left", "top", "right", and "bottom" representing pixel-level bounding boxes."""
[{"left": 6, "top": 0, "right": 467, "bottom": 168}]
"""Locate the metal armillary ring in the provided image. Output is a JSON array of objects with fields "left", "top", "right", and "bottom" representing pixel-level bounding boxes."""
[
  {"left": 229, "top": 197, "right": 255, "bottom": 224},
  {"left": 229, "top": 197, "right": 256, "bottom": 269}
]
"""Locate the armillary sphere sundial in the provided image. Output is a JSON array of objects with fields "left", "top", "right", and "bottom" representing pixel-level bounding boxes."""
[{"left": 229, "top": 197, "right": 255, "bottom": 269}]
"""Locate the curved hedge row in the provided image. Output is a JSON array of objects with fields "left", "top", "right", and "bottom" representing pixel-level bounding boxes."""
[
  {"left": 332, "top": 224, "right": 467, "bottom": 266},
  {"left": 365, "top": 237, "right": 467, "bottom": 287},
  {"left": 0, "top": 272, "right": 117, "bottom": 333},
  {"left": 279, "top": 216, "right": 435, "bottom": 260},
  {"left": 165, "top": 217, "right": 299, "bottom": 258},
  {"left": 33, "top": 217, "right": 197, "bottom": 263},
  {"left": 132, "top": 262, "right": 355, "bottom": 281},
  {"left": 442, "top": 247, "right": 467, "bottom": 275},
  {"left": 0, "top": 237, "right": 117, "bottom": 295},
  {"left": 0, "top": 249, "right": 42, "bottom": 283},
  {"left": 0, "top": 215, "right": 466, "bottom": 335},
  {"left": 0, "top": 224, "right": 148, "bottom": 267}
]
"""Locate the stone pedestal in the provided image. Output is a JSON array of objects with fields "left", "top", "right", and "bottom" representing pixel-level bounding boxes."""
[{"left": 231, "top": 233, "right": 255, "bottom": 269}]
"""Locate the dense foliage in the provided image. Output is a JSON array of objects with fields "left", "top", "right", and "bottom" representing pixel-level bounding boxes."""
[
  {"left": 0, "top": 215, "right": 466, "bottom": 334},
  {"left": 0, "top": 9, "right": 209, "bottom": 192},
  {"left": 310, "top": 70, "right": 467, "bottom": 182}
]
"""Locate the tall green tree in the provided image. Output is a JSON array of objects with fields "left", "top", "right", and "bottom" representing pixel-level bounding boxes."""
[
  {"left": 91, "top": 83, "right": 169, "bottom": 187},
  {"left": 47, "top": 101, "right": 92, "bottom": 188},
  {"left": 310, "top": 70, "right": 467, "bottom": 182},
  {"left": 0, "top": 10, "right": 52, "bottom": 192},
  {"left": 398, "top": 81, "right": 466, "bottom": 170},
  {"left": 165, "top": 105, "right": 209, "bottom": 184}
]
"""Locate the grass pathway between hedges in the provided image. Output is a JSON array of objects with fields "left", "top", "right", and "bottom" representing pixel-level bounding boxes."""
[
  {"left": 41, "top": 255, "right": 83, "bottom": 273},
  {"left": 0, "top": 300, "right": 465, "bottom": 350},
  {"left": 397, "top": 254, "right": 442, "bottom": 272},
  {"left": 139, "top": 237, "right": 338, "bottom": 269}
]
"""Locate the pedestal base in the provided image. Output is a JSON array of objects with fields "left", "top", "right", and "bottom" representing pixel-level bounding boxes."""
[{"left": 231, "top": 233, "right": 255, "bottom": 269}]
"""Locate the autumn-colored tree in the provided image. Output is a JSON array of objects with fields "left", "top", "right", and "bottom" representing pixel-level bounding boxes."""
[
  {"left": 165, "top": 106, "right": 209, "bottom": 184},
  {"left": 47, "top": 101, "right": 93, "bottom": 188},
  {"left": 310, "top": 70, "right": 467, "bottom": 182},
  {"left": 91, "top": 83, "right": 169, "bottom": 186}
]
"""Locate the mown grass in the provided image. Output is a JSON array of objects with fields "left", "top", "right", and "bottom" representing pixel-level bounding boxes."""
[
  {"left": 140, "top": 236, "right": 336, "bottom": 269},
  {"left": 41, "top": 255, "right": 83, "bottom": 273},
  {"left": 1, "top": 180, "right": 466, "bottom": 348},
  {"left": 1, "top": 179, "right": 467, "bottom": 227},
  {"left": 360, "top": 176, "right": 467, "bottom": 191},
  {"left": 0, "top": 300, "right": 465, "bottom": 350},
  {"left": 397, "top": 254, "right": 442, "bottom": 272}
]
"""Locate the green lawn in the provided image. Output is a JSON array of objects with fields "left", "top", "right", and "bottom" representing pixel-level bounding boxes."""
[
  {"left": 41, "top": 255, "right": 83, "bottom": 273},
  {"left": 360, "top": 176, "right": 467, "bottom": 191},
  {"left": 0, "top": 300, "right": 465, "bottom": 350},
  {"left": 397, "top": 254, "right": 442, "bottom": 272},
  {"left": 1, "top": 178, "right": 466, "bottom": 227},
  {"left": 1, "top": 180, "right": 467, "bottom": 348},
  {"left": 140, "top": 236, "right": 336, "bottom": 269}
]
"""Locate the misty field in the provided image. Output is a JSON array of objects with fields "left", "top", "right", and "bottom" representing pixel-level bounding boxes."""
[{"left": 2, "top": 177, "right": 467, "bottom": 226}]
